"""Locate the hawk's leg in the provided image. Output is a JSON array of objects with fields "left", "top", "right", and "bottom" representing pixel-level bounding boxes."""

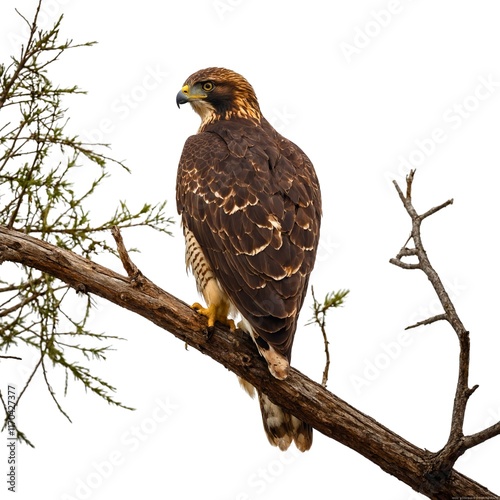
[
  {"left": 184, "top": 228, "right": 236, "bottom": 332},
  {"left": 191, "top": 301, "right": 235, "bottom": 331}
]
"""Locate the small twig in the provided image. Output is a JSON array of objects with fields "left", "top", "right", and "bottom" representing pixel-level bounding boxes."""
[
  {"left": 420, "top": 199, "right": 454, "bottom": 220},
  {"left": 0, "top": 355, "right": 22, "bottom": 360},
  {"left": 111, "top": 226, "right": 142, "bottom": 282},
  {"left": 0, "top": 1, "right": 42, "bottom": 110},
  {"left": 13, "top": 354, "right": 43, "bottom": 414},
  {"left": 308, "top": 288, "right": 349, "bottom": 388},
  {"left": 405, "top": 169, "right": 415, "bottom": 198},
  {"left": 405, "top": 314, "right": 447, "bottom": 331},
  {"left": 388, "top": 258, "right": 420, "bottom": 270},
  {"left": 41, "top": 353, "right": 72, "bottom": 423},
  {"left": 310, "top": 287, "right": 330, "bottom": 387},
  {"left": 321, "top": 338, "right": 330, "bottom": 388},
  {"left": 390, "top": 247, "right": 421, "bottom": 269},
  {"left": 396, "top": 247, "right": 418, "bottom": 259},
  {"left": 0, "top": 291, "right": 44, "bottom": 317},
  {"left": 463, "top": 420, "right": 500, "bottom": 450}
]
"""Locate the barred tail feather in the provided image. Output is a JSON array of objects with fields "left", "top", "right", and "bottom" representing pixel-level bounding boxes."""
[{"left": 258, "top": 392, "right": 313, "bottom": 452}]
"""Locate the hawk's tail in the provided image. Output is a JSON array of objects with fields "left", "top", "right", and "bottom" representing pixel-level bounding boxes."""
[
  {"left": 258, "top": 392, "right": 313, "bottom": 452},
  {"left": 238, "top": 377, "right": 312, "bottom": 451}
]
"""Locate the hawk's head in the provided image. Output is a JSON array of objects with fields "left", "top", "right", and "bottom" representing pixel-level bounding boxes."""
[{"left": 176, "top": 67, "right": 262, "bottom": 127}]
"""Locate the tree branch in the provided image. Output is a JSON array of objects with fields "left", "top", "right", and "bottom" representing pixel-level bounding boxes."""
[
  {"left": 0, "top": 224, "right": 497, "bottom": 498},
  {"left": 405, "top": 314, "right": 447, "bottom": 331},
  {"left": 390, "top": 170, "right": 500, "bottom": 480},
  {"left": 111, "top": 226, "right": 142, "bottom": 280}
]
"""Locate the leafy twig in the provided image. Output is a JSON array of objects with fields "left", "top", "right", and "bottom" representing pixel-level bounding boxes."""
[{"left": 308, "top": 288, "right": 349, "bottom": 387}]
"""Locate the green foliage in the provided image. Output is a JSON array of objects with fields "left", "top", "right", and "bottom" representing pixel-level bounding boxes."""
[
  {"left": 310, "top": 289, "right": 350, "bottom": 318},
  {"left": 0, "top": 2, "right": 171, "bottom": 444},
  {"left": 308, "top": 288, "right": 349, "bottom": 387}
]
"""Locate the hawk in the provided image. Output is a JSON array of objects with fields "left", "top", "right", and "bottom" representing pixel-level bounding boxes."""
[{"left": 175, "top": 67, "right": 321, "bottom": 451}]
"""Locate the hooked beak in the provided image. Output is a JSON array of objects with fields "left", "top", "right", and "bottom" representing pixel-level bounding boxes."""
[{"left": 176, "top": 84, "right": 207, "bottom": 108}]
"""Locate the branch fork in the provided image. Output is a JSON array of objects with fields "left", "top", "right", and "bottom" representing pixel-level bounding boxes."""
[{"left": 390, "top": 170, "right": 500, "bottom": 484}]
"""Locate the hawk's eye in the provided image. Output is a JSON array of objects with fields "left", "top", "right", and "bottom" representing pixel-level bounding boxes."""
[{"left": 202, "top": 81, "right": 214, "bottom": 92}]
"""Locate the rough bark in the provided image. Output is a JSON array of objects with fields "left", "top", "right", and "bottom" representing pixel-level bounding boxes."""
[{"left": 0, "top": 225, "right": 497, "bottom": 499}]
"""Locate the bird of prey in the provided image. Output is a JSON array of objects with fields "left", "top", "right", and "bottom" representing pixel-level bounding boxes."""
[{"left": 176, "top": 67, "right": 321, "bottom": 451}]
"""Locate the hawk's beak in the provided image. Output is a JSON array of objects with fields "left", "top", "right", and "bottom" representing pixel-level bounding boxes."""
[
  {"left": 176, "top": 84, "right": 207, "bottom": 108},
  {"left": 176, "top": 85, "right": 190, "bottom": 108}
]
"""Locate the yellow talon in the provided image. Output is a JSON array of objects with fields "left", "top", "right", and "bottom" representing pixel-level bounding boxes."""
[
  {"left": 191, "top": 302, "right": 215, "bottom": 327},
  {"left": 191, "top": 302, "right": 235, "bottom": 330}
]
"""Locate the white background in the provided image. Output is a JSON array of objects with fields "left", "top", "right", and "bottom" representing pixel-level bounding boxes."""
[{"left": 1, "top": 0, "right": 500, "bottom": 498}]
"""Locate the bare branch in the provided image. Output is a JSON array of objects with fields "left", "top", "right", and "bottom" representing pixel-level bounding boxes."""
[
  {"left": 389, "top": 257, "right": 420, "bottom": 270},
  {"left": 111, "top": 226, "right": 140, "bottom": 279},
  {"left": 397, "top": 247, "right": 418, "bottom": 258},
  {"left": 310, "top": 287, "right": 331, "bottom": 387},
  {"left": 420, "top": 199, "right": 454, "bottom": 221},
  {"left": 464, "top": 421, "right": 500, "bottom": 450},
  {"left": 405, "top": 168, "right": 415, "bottom": 198},
  {"left": 405, "top": 314, "right": 447, "bottom": 330},
  {"left": 391, "top": 171, "right": 479, "bottom": 477}
]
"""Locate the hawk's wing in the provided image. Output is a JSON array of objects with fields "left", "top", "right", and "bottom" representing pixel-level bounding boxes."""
[{"left": 176, "top": 118, "right": 321, "bottom": 360}]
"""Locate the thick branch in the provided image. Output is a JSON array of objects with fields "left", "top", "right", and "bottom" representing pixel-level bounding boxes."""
[{"left": 0, "top": 225, "right": 497, "bottom": 498}]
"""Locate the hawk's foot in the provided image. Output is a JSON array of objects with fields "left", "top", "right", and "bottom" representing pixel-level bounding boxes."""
[{"left": 191, "top": 302, "right": 236, "bottom": 331}]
